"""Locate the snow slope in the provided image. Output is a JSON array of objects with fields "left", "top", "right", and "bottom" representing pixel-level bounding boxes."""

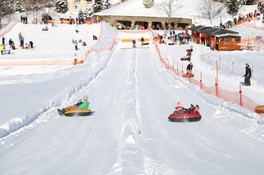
[{"left": 0, "top": 21, "right": 264, "bottom": 174}]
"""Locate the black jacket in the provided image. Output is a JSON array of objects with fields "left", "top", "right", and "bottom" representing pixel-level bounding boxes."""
[{"left": 244, "top": 66, "right": 251, "bottom": 78}]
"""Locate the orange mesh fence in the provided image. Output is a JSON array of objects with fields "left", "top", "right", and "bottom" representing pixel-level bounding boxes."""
[
  {"left": 119, "top": 30, "right": 150, "bottom": 34},
  {"left": 121, "top": 38, "right": 150, "bottom": 43},
  {"left": 0, "top": 60, "right": 76, "bottom": 66},
  {"left": 153, "top": 42, "right": 262, "bottom": 116}
]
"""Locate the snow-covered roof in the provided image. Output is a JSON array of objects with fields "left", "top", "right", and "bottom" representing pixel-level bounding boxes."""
[
  {"left": 95, "top": 0, "right": 198, "bottom": 19},
  {"left": 189, "top": 25, "right": 239, "bottom": 37}
]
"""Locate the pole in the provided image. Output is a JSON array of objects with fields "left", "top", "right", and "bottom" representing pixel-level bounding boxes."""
[
  {"left": 176, "top": 61, "right": 178, "bottom": 75},
  {"left": 239, "top": 84, "right": 243, "bottom": 106},
  {"left": 216, "top": 61, "right": 219, "bottom": 96},
  {"left": 182, "top": 63, "right": 184, "bottom": 77},
  {"left": 200, "top": 71, "right": 203, "bottom": 89},
  {"left": 232, "top": 61, "right": 234, "bottom": 74},
  {"left": 215, "top": 77, "right": 219, "bottom": 97}
]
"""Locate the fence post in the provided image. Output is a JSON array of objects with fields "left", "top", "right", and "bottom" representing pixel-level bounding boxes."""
[
  {"left": 239, "top": 84, "right": 243, "bottom": 106},
  {"left": 166, "top": 57, "right": 169, "bottom": 69},
  {"left": 200, "top": 71, "right": 203, "bottom": 89},
  {"left": 216, "top": 60, "right": 219, "bottom": 80},
  {"left": 182, "top": 63, "right": 184, "bottom": 77},
  {"left": 172, "top": 60, "right": 174, "bottom": 72},
  {"left": 177, "top": 62, "right": 179, "bottom": 75},
  {"left": 251, "top": 65, "right": 253, "bottom": 79},
  {"left": 215, "top": 77, "right": 219, "bottom": 97},
  {"left": 73, "top": 53, "right": 77, "bottom": 65},
  {"left": 215, "top": 61, "right": 219, "bottom": 96},
  {"left": 232, "top": 61, "right": 234, "bottom": 74}
]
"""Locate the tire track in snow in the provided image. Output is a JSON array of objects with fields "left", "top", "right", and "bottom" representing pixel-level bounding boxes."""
[{"left": 110, "top": 47, "right": 146, "bottom": 174}]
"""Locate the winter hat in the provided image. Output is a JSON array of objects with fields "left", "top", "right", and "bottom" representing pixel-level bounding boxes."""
[
  {"left": 77, "top": 99, "right": 82, "bottom": 103},
  {"left": 83, "top": 95, "right": 88, "bottom": 101},
  {"left": 176, "top": 102, "right": 181, "bottom": 106}
]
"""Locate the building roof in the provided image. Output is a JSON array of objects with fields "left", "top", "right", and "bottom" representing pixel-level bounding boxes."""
[
  {"left": 95, "top": 0, "right": 198, "bottom": 19},
  {"left": 189, "top": 25, "right": 239, "bottom": 37}
]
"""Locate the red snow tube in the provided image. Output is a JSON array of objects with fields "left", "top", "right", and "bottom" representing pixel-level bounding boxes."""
[
  {"left": 168, "top": 112, "right": 202, "bottom": 122},
  {"left": 180, "top": 57, "right": 190, "bottom": 61}
]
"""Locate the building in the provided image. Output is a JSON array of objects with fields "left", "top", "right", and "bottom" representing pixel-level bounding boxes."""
[
  {"left": 95, "top": 0, "right": 193, "bottom": 30},
  {"left": 189, "top": 25, "right": 242, "bottom": 51}
]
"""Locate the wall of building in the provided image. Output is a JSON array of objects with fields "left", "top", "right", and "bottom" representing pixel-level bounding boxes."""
[{"left": 100, "top": 15, "right": 192, "bottom": 29}]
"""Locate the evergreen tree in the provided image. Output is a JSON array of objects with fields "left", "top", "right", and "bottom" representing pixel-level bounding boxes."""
[
  {"left": 102, "top": 0, "right": 110, "bottom": 10},
  {"left": 226, "top": 0, "right": 240, "bottom": 14},
  {"left": 83, "top": 7, "right": 94, "bottom": 19},
  {"left": 93, "top": 1, "right": 103, "bottom": 13},
  {"left": 55, "top": 0, "right": 68, "bottom": 13},
  {"left": 245, "top": 0, "right": 257, "bottom": 5},
  {"left": 14, "top": 0, "right": 25, "bottom": 12},
  {"left": 0, "top": 0, "right": 15, "bottom": 16}
]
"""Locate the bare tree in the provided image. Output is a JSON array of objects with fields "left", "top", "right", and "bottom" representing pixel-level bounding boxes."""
[
  {"left": 155, "top": 0, "right": 181, "bottom": 30},
  {"left": 21, "top": 0, "right": 54, "bottom": 23},
  {"left": 0, "top": 0, "right": 15, "bottom": 25},
  {"left": 202, "top": 0, "right": 214, "bottom": 25},
  {"left": 201, "top": 0, "right": 225, "bottom": 25}
]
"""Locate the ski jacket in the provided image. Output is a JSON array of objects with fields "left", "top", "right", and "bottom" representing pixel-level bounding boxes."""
[
  {"left": 175, "top": 106, "right": 183, "bottom": 110},
  {"left": 77, "top": 101, "right": 89, "bottom": 109},
  {"left": 244, "top": 67, "right": 251, "bottom": 78},
  {"left": 0, "top": 45, "right": 4, "bottom": 51},
  {"left": 186, "top": 64, "right": 193, "bottom": 71}
]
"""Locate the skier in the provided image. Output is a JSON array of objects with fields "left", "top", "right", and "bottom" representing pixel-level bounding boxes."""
[{"left": 244, "top": 63, "right": 252, "bottom": 86}]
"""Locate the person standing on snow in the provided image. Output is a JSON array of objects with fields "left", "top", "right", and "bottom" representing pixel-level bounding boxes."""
[
  {"left": 186, "top": 62, "right": 193, "bottom": 76},
  {"left": 2, "top": 37, "right": 5, "bottom": 45},
  {"left": 74, "top": 40, "right": 78, "bottom": 50},
  {"left": 141, "top": 37, "right": 145, "bottom": 46},
  {"left": 244, "top": 63, "right": 252, "bottom": 86},
  {"left": 186, "top": 50, "right": 192, "bottom": 61}
]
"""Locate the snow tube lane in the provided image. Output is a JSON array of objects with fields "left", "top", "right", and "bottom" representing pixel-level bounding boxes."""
[{"left": 134, "top": 44, "right": 264, "bottom": 174}]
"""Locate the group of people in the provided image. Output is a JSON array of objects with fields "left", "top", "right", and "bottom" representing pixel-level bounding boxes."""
[
  {"left": 174, "top": 102, "right": 199, "bottom": 115},
  {"left": 155, "top": 30, "right": 191, "bottom": 45},
  {"left": 58, "top": 95, "right": 90, "bottom": 115},
  {"left": 1, "top": 34, "right": 34, "bottom": 53},
  {"left": 1, "top": 37, "right": 12, "bottom": 55}
]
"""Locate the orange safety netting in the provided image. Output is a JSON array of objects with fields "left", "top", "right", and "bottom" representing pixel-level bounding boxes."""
[{"left": 154, "top": 43, "right": 262, "bottom": 116}]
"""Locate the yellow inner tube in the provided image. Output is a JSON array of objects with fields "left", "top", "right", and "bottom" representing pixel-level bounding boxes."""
[{"left": 64, "top": 109, "right": 92, "bottom": 116}]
